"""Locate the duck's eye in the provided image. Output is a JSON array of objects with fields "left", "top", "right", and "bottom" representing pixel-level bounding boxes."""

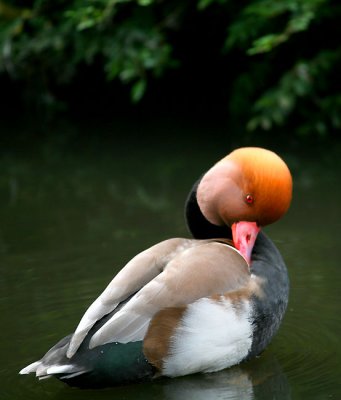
[{"left": 245, "top": 194, "right": 254, "bottom": 204}]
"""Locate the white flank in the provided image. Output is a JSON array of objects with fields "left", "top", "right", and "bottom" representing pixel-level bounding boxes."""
[{"left": 162, "top": 297, "right": 253, "bottom": 377}]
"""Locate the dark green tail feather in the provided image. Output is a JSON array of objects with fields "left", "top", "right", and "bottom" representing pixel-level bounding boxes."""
[
  {"left": 38, "top": 298, "right": 155, "bottom": 388},
  {"left": 60, "top": 341, "right": 154, "bottom": 388}
]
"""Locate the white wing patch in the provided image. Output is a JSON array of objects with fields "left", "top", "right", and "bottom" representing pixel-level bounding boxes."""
[
  {"left": 67, "top": 238, "right": 196, "bottom": 358},
  {"left": 46, "top": 365, "right": 76, "bottom": 375},
  {"left": 67, "top": 297, "right": 120, "bottom": 358},
  {"left": 162, "top": 298, "right": 253, "bottom": 377},
  {"left": 89, "top": 279, "right": 166, "bottom": 348},
  {"left": 19, "top": 361, "right": 41, "bottom": 375}
]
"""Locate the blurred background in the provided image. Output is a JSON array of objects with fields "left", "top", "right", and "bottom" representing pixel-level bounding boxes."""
[
  {"left": 0, "top": 0, "right": 341, "bottom": 136},
  {"left": 1, "top": 1, "right": 341, "bottom": 399}
]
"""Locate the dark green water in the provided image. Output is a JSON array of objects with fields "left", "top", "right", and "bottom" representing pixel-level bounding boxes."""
[{"left": 1, "top": 119, "right": 340, "bottom": 399}]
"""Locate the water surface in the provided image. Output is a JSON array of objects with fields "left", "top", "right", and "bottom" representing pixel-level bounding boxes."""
[{"left": 1, "top": 119, "right": 340, "bottom": 399}]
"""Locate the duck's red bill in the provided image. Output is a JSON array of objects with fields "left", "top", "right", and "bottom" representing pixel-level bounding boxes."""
[{"left": 231, "top": 221, "right": 260, "bottom": 265}]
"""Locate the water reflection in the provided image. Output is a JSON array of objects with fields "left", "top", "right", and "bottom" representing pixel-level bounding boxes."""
[
  {"left": 162, "top": 371, "right": 254, "bottom": 400},
  {"left": 1, "top": 121, "right": 341, "bottom": 400},
  {"left": 160, "top": 353, "right": 290, "bottom": 400},
  {"left": 34, "top": 353, "right": 289, "bottom": 400}
]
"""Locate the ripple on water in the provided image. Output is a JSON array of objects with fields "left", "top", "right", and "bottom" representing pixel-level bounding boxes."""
[
  {"left": 13, "top": 271, "right": 341, "bottom": 400},
  {"left": 10, "top": 228, "right": 341, "bottom": 400},
  {"left": 277, "top": 290, "right": 341, "bottom": 398}
]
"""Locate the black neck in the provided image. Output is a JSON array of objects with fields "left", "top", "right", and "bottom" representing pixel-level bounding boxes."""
[{"left": 185, "top": 179, "right": 232, "bottom": 240}]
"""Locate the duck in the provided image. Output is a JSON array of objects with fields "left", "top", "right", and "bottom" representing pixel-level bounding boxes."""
[{"left": 19, "top": 147, "right": 292, "bottom": 388}]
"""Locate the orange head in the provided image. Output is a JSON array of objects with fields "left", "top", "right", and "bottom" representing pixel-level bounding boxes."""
[{"left": 197, "top": 147, "right": 292, "bottom": 263}]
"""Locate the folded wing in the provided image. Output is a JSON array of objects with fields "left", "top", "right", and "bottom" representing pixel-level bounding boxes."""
[
  {"left": 67, "top": 238, "right": 204, "bottom": 358},
  {"left": 88, "top": 241, "right": 250, "bottom": 349}
]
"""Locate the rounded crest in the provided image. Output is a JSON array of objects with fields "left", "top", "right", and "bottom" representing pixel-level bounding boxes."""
[{"left": 224, "top": 147, "right": 293, "bottom": 226}]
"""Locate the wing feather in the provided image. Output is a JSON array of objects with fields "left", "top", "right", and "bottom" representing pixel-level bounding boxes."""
[
  {"left": 67, "top": 238, "right": 197, "bottom": 358},
  {"left": 89, "top": 242, "right": 249, "bottom": 349}
]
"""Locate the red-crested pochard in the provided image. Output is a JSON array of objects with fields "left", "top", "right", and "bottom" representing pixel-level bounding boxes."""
[{"left": 20, "top": 147, "right": 292, "bottom": 388}]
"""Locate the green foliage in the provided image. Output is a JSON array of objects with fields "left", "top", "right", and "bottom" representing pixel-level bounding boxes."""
[
  {"left": 225, "top": 0, "right": 341, "bottom": 136},
  {"left": 0, "top": 0, "right": 340, "bottom": 136},
  {"left": 247, "top": 51, "right": 341, "bottom": 135},
  {"left": 0, "top": 0, "right": 174, "bottom": 103},
  {"left": 226, "top": 0, "right": 327, "bottom": 53}
]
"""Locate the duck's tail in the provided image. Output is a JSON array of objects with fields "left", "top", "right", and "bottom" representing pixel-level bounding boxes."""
[
  {"left": 19, "top": 332, "right": 154, "bottom": 387},
  {"left": 19, "top": 334, "right": 90, "bottom": 381}
]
